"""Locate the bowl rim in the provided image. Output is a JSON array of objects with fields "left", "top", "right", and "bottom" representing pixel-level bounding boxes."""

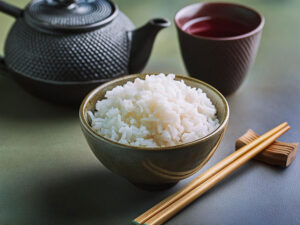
[{"left": 79, "top": 73, "right": 230, "bottom": 151}]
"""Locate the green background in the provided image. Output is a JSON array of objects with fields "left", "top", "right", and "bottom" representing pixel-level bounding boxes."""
[{"left": 1, "top": 0, "right": 300, "bottom": 225}]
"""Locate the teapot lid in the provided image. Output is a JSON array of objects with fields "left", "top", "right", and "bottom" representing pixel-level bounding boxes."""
[{"left": 24, "top": 0, "right": 118, "bottom": 31}]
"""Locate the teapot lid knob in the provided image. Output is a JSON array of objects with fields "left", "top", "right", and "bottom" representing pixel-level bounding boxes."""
[
  {"left": 24, "top": 0, "right": 118, "bottom": 32},
  {"left": 48, "top": 0, "right": 78, "bottom": 8}
]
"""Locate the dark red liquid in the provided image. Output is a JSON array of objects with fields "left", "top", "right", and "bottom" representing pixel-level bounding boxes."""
[{"left": 183, "top": 17, "right": 252, "bottom": 38}]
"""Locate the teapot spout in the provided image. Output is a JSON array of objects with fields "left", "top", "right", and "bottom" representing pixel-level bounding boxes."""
[{"left": 128, "top": 18, "right": 170, "bottom": 74}]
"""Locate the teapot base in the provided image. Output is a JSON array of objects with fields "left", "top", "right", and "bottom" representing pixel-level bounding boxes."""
[{"left": 11, "top": 71, "right": 112, "bottom": 105}]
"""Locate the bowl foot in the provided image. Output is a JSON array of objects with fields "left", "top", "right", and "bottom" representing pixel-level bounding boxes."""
[{"left": 131, "top": 182, "right": 178, "bottom": 191}]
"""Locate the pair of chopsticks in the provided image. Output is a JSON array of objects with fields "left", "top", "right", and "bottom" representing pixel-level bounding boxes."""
[{"left": 133, "top": 122, "right": 290, "bottom": 225}]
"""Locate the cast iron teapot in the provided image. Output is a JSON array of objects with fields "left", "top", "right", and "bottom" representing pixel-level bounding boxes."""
[{"left": 0, "top": 0, "right": 170, "bottom": 103}]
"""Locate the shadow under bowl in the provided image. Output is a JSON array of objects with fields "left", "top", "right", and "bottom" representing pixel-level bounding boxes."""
[{"left": 79, "top": 74, "right": 229, "bottom": 190}]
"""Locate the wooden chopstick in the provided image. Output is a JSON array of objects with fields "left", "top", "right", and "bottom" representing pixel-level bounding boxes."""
[
  {"left": 143, "top": 125, "right": 290, "bottom": 225},
  {"left": 133, "top": 122, "right": 288, "bottom": 225}
]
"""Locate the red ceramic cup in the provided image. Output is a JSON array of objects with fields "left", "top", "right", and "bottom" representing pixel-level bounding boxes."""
[{"left": 175, "top": 2, "right": 264, "bottom": 95}]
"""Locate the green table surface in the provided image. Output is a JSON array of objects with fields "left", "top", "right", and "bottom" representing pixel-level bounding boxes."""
[{"left": 1, "top": 0, "right": 300, "bottom": 225}]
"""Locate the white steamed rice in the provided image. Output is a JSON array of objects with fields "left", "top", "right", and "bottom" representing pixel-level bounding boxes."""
[{"left": 88, "top": 73, "right": 219, "bottom": 147}]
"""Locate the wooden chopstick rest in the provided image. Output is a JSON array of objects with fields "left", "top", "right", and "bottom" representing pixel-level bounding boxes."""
[{"left": 236, "top": 129, "right": 298, "bottom": 167}]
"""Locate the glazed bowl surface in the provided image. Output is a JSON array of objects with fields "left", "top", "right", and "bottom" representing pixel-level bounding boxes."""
[{"left": 79, "top": 74, "right": 229, "bottom": 190}]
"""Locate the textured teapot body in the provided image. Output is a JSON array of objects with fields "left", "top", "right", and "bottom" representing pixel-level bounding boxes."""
[
  {"left": 0, "top": 0, "right": 169, "bottom": 103},
  {"left": 5, "top": 12, "right": 134, "bottom": 82}
]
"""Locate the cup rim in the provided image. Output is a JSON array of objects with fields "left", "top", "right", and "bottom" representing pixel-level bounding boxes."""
[
  {"left": 79, "top": 73, "right": 230, "bottom": 151},
  {"left": 174, "top": 2, "right": 265, "bottom": 41}
]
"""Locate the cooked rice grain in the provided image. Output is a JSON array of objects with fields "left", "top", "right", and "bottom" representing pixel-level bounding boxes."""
[{"left": 88, "top": 74, "right": 219, "bottom": 147}]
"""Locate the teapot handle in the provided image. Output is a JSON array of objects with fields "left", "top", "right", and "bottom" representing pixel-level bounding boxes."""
[
  {"left": 0, "top": 0, "right": 23, "bottom": 18},
  {"left": 0, "top": 56, "right": 10, "bottom": 78}
]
